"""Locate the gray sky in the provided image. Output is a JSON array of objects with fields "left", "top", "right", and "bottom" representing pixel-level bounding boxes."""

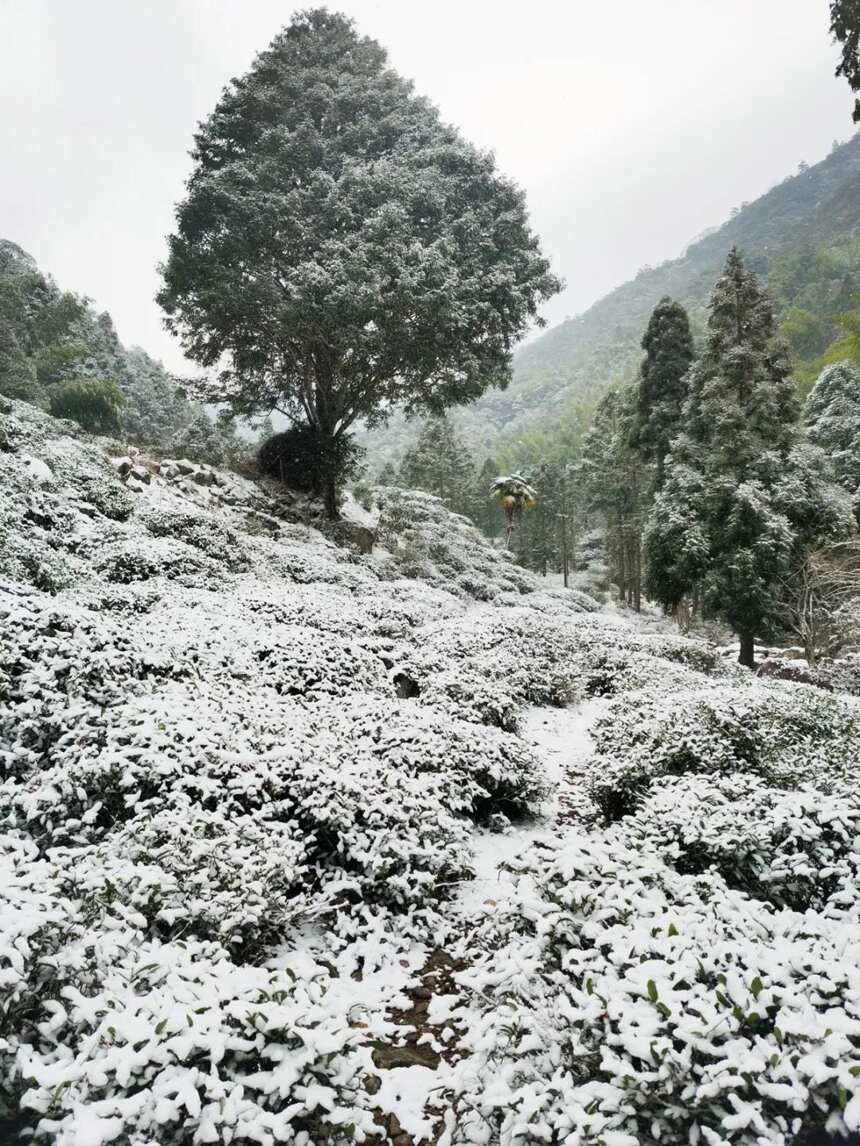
[{"left": 0, "top": 0, "right": 853, "bottom": 374}]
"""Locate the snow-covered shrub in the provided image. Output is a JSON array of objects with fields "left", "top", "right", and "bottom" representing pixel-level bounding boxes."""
[
  {"left": 58, "top": 803, "right": 310, "bottom": 955},
  {"left": 398, "top": 610, "right": 728, "bottom": 726},
  {"left": 589, "top": 682, "right": 860, "bottom": 820},
  {"left": 446, "top": 832, "right": 860, "bottom": 1145},
  {"left": 3, "top": 663, "right": 545, "bottom": 913},
  {"left": 8, "top": 921, "right": 375, "bottom": 1145},
  {"left": 142, "top": 508, "right": 251, "bottom": 572},
  {"left": 614, "top": 773, "right": 860, "bottom": 912},
  {"left": 376, "top": 487, "right": 548, "bottom": 601},
  {"left": 91, "top": 534, "right": 224, "bottom": 584},
  {"left": 758, "top": 652, "right": 860, "bottom": 698},
  {"left": 142, "top": 598, "right": 393, "bottom": 700}
]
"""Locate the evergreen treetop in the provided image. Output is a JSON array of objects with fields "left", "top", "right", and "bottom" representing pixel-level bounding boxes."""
[{"left": 629, "top": 296, "right": 694, "bottom": 475}]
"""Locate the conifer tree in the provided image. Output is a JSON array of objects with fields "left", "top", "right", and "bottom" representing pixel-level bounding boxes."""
[
  {"left": 472, "top": 457, "right": 501, "bottom": 536},
  {"left": 646, "top": 248, "right": 853, "bottom": 667},
  {"left": 805, "top": 360, "right": 860, "bottom": 518},
  {"left": 396, "top": 415, "right": 475, "bottom": 514},
  {"left": 377, "top": 461, "right": 397, "bottom": 486},
  {"left": 629, "top": 296, "right": 694, "bottom": 481}
]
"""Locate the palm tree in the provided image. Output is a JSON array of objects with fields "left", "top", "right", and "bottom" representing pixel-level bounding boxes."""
[{"left": 491, "top": 473, "right": 537, "bottom": 548}]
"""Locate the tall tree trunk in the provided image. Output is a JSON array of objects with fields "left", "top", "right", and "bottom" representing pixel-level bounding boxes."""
[
  {"left": 738, "top": 631, "right": 756, "bottom": 669},
  {"left": 322, "top": 467, "right": 339, "bottom": 520},
  {"left": 633, "top": 536, "right": 642, "bottom": 612}
]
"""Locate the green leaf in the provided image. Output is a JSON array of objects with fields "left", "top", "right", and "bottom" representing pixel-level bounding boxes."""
[
  {"left": 750, "top": 976, "right": 763, "bottom": 1000},
  {"left": 647, "top": 979, "right": 659, "bottom": 1004}
]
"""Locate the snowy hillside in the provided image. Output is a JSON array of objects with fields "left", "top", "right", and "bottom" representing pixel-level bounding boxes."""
[{"left": 3, "top": 397, "right": 860, "bottom": 1144}]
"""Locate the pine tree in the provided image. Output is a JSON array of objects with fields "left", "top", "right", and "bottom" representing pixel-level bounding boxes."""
[
  {"left": 157, "top": 10, "right": 559, "bottom": 519},
  {"left": 646, "top": 248, "right": 853, "bottom": 667},
  {"left": 805, "top": 360, "right": 860, "bottom": 517},
  {"left": 396, "top": 416, "right": 476, "bottom": 514},
  {"left": 377, "top": 461, "right": 397, "bottom": 486},
  {"left": 629, "top": 296, "right": 694, "bottom": 481},
  {"left": 409, "top": 416, "right": 475, "bottom": 514}
]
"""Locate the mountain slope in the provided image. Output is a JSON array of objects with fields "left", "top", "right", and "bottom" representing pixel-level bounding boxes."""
[{"left": 471, "top": 134, "right": 860, "bottom": 453}]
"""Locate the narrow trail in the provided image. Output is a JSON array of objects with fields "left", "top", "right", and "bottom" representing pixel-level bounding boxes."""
[{"left": 453, "top": 696, "right": 609, "bottom": 919}]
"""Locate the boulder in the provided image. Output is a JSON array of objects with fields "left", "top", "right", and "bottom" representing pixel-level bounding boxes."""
[
  {"left": 175, "top": 459, "right": 196, "bottom": 475},
  {"left": 110, "top": 456, "right": 133, "bottom": 477},
  {"left": 192, "top": 469, "right": 216, "bottom": 487},
  {"left": 22, "top": 456, "right": 53, "bottom": 485},
  {"left": 331, "top": 520, "right": 375, "bottom": 555},
  {"left": 129, "top": 465, "right": 151, "bottom": 485}
]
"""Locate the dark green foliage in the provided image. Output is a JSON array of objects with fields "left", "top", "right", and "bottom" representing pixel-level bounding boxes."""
[
  {"left": 258, "top": 425, "right": 362, "bottom": 497},
  {"left": 49, "top": 377, "right": 124, "bottom": 434},
  {"left": 629, "top": 297, "right": 694, "bottom": 477},
  {"left": 471, "top": 457, "right": 501, "bottom": 537},
  {"left": 157, "top": 9, "right": 559, "bottom": 518},
  {"left": 646, "top": 249, "right": 854, "bottom": 665},
  {"left": 397, "top": 416, "right": 475, "bottom": 517},
  {"left": 0, "top": 241, "right": 86, "bottom": 406},
  {"left": 831, "top": 0, "right": 860, "bottom": 121},
  {"left": 0, "top": 238, "right": 233, "bottom": 455}
]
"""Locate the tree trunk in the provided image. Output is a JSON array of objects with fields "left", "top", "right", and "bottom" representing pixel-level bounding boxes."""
[
  {"left": 322, "top": 467, "right": 339, "bottom": 520},
  {"left": 633, "top": 538, "right": 642, "bottom": 612},
  {"left": 738, "top": 631, "right": 756, "bottom": 669}
]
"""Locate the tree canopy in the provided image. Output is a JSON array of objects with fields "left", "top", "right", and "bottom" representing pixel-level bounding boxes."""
[
  {"left": 831, "top": 0, "right": 860, "bottom": 121},
  {"left": 157, "top": 9, "right": 560, "bottom": 516}
]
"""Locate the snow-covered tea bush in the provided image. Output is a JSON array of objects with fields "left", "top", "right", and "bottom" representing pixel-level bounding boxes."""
[
  {"left": 57, "top": 803, "right": 311, "bottom": 955},
  {"left": 445, "top": 832, "right": 860, "bottom": 1146},
  {"left": 11, "top": 398, "right": 860, "bottom": 1143},
  {"left": 397, "top": 608, "right": 730, "bottom": 728},
  {"left": 589, "top": 681, "right": 860, "bottom": 820},
  {"left": 614, "top": 773, "right": 860, "bottom": 912}
]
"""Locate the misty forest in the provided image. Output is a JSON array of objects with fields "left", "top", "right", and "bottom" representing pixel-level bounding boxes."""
[{"left": 6, "top": 4, "right": 860, "bottom": 1144}]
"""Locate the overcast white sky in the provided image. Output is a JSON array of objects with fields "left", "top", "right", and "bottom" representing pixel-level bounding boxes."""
[{"left": 0, "top": 0, "right": 853, "bottom": 373}]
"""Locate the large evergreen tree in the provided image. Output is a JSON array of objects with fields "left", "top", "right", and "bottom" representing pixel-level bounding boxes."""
[
  {"left": 471, "top": 456, "right": 501, "bottom": 536},
  {"left": 646, "top": 249, "right": 853, "bottom": 667},
  {"left": 157, "top": 10, "right": 559, "bottom": 518},
  {"left": 629, "top": 296, "right": 694, "bottom": 480}
]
